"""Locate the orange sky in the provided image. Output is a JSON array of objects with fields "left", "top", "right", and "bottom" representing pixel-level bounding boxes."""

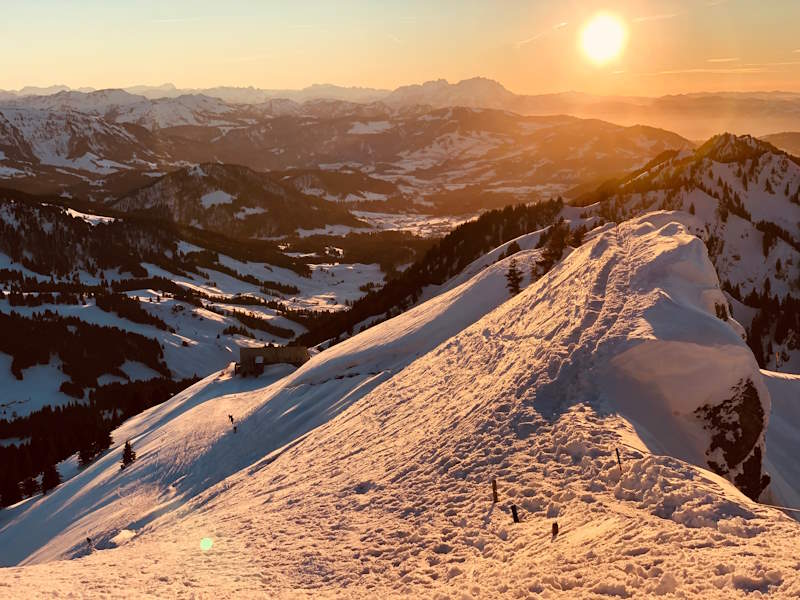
[{"left": 2, "top": 0, "right": 799, "bottom": 95}]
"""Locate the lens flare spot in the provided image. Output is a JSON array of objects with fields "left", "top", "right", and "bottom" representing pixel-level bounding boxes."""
[{"left": 200, "top": 537, "right": 213, "bottom": 552}]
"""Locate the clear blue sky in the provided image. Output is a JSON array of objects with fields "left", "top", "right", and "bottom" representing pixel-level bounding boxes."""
[{"left": 2, "top": 0, "right": 799, "bottom": 94}]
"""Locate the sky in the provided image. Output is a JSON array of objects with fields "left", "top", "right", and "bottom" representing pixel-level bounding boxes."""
[{"left": 2, "top": 0, "right": 799, "bottom": 96}]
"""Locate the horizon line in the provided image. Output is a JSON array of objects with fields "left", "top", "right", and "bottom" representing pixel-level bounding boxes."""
[{"left": 3, "top": 79, "right": 800, "bottom": 100}]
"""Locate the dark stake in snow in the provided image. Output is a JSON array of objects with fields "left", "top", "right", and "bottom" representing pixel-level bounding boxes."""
[
  {"left": 552, "top": 522, "right": 559, "bottom": 538},
  {"left": 511, "top": 504, "right": 520, "bottom": 523},
  {"left": 492, "top": 478, "right": 498, "bottom": 503}
]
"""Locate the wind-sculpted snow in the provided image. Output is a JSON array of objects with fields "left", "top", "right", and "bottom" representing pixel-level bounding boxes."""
[
  {"left": 1, "top": 214, "right": 798, "bottom": 597},
  {"left": 582, "top": 134, "right": 800, "bottom": 371}
]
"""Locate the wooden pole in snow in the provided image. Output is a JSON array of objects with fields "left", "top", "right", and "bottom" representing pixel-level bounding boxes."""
[
  {"left": 492, "top": 479, "right": 498, "bottom": 503},
  {"left": 511, "top": 505, "right": 520, "bottom": 524},
  {"left": 616, "top": 448, "right": 622, "bottom": 473}
]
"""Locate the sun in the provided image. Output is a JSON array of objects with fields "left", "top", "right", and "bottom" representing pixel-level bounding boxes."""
[{"left": 580, "top": 13, "right": 627, "bottom": 65}]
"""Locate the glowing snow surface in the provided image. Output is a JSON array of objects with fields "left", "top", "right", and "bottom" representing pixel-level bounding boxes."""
[
  {"left": 200, "top": 190, "right": 235, "bottom": 208},
  {"left": 1, "top": 213, "right": 798, "bottom": 598},
  {"left": 347, "top": 121, "right": 392, "bottom": 135}
]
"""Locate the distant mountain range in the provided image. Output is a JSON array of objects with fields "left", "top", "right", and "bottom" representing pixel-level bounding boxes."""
[
  {"left": 0, "top": 82, "right": 390, "bottom": 105},
  {"left": 3, "top": 78, "right": 800, "bottom": 139},
  {"left": 0, "top": 93, "right": 691, "bottom": 216},
  {"left": 762, "top": 132, "right": 800, "bottom": 156}
]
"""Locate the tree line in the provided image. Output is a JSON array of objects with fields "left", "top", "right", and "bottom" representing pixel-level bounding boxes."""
[
  {"left": 0, "top": 310, "right": 170, "bottom": 398},
  {"left": 0, "top": 377, "right": 196, "bottom": 507},
  {"left": 295, "top": 199, "right": 564, "bottom": 347}
]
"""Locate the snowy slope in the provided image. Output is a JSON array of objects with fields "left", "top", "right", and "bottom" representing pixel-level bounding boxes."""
[
  {"left": 0, "top": 237, "right": 539, "bottom": 564},
  {"left": 1, "top": 213, "right": 797, "bottom": 598},
  {"left": 112, "top": 162, "right": 364, "bottom": 237},
  {"left": 761, "top": 369, "right": 800, "bottom": 510},
  {"left": 0, "top": 107, "right": 156, "bottom": 173},
  {"left": 0, "top": 364, "right": 294, "bottom": 565}
]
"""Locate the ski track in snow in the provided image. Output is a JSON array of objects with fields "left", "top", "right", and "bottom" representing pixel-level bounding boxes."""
[{"left": 1, "top": 213, "right": 799, "bottom": 598}]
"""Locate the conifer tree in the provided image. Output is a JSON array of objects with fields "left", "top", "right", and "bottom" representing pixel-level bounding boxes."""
[
  {"left": 121, "top": 440, "right": 136, "bottom": 469},
  {"left": 0, "top": 463, "right": 22, "bottom": 507},
  {"left": 506, "top": 258, "right": 522, "bottom": 295},
  {"left": 22, "top": 477, "right": 39, "bottom": 498},
  {"left": 41, "top": 464, "right": 61, "bottom": 494},
  {"left": 78, "top": 445, "right": 95, "bottom": 468}
]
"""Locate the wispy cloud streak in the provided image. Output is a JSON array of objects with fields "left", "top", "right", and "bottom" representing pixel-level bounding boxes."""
[
  {"left": 637, "top": 67, "right": 769, "bottom": 76},
  {"left": 516, "top": 22, "right": 568, "bottom": 48},
  {"left": 153, "top": 16, "right": 209, "bottom": 24},
  {"left": 633, "top": 13, "right": 679, "bottom": 23}
]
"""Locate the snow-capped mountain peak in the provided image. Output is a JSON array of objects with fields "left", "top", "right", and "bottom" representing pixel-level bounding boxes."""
[{"left": 696, "top": 132, "right": 779, "bottom": 163}]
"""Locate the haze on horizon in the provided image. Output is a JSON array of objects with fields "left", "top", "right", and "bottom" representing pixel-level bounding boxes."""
[{"left": 3, "top": 0, "right": 800, "bottom": 97}]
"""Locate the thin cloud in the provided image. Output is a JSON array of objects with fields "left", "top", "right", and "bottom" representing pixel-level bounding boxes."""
[
  {"left": 638, "top": 66, "right": 768, "bottom": 76},
  {"left": 516, "top": 32, "right": 545, "bottom": 47},
  {"left": 755, "top": 61, "right": 800, "bottom": 66},
  {"left": 388, "top": 34, "right": 402, "bottom": 45},
  {"left": 516, "top": 22, "right": 568, "bottom": 48},
  {"left": 707, "top": 57, "right": 739, "bottom": 63},
  {"left": 633, "top": 13, "right": 679, "bottom": 23},
  {"left": 706, "top": 0, "right": 729, "bottom": 6},
  {"left": 218, "top": 54, "right": 274, "bottom": 64},
  {"left": 152, "top": 16, "right": 209, "bottom": 23}
]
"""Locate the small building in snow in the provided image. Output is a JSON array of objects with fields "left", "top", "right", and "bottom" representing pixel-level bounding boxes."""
[{"left": 236, "top": 345, "right": 311, "bottom": 376}]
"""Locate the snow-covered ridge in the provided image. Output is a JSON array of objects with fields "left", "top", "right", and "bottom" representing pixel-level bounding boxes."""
[
  {"left": 2, "top": 213, "right": 797, "bottom": 597},
  {"left": 585, "top": 133, "right": 800, "bottom": 371},
  {"left": 1, "top": 90, "right": 237, "bottom": 131},
  {"left": 0, "top": 107, "right": 155, "bottom": 173}
]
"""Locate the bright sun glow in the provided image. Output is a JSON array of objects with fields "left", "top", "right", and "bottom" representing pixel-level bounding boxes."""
[{"left": 580, "top": 13, "right": 628, "bottom": 65}]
